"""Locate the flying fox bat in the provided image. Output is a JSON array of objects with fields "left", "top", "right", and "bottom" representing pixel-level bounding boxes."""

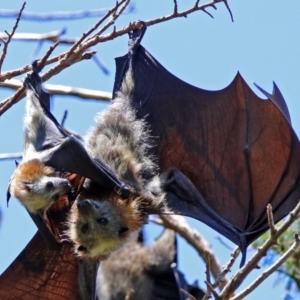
[
  {"left": 112, "top": 23, "right": 300, "bottom": 265},
  {"left": 68, "top": 67, "right": 166, "bottom": 259},
  {"left": 6, "top": 62, "right": 130, "bottom": 248},
  {"left": 97, "top": 228, "right": 205, "bottom": 300}
]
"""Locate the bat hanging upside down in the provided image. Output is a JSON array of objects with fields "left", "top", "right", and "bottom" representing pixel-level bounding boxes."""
[
  {"left": 67, "top": 67, "right": 167, "bottom": 260},
  {"left": 8, "top": 68, "right": 72, "bottom": 215}
]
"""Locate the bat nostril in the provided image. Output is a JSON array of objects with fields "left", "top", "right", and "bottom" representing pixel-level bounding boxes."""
[
  {"left": 46, "top": 181, "right": 54, "bottom": 189},
  {"left": 77, "top": 199, "right": 91, "bottom": 209},
  {"left": 83, "top": 200, "right": 91, "bottom": 205}
]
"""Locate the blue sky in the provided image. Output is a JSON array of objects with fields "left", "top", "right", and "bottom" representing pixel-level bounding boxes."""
[{"left": 0, "top": 1, "right": 300, "bottom": 299}]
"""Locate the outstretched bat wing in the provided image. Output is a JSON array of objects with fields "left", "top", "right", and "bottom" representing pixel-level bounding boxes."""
[{"left": 114, "top": 25, "right": 300, "bottom": 262}]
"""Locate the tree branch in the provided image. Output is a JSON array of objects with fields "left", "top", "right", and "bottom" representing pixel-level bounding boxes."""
[
  {"left": 219, "top": 202, "right": 300, "bottom": 299},
  {"left": 0, "top": 0, "right": 232, "bottom": 116},
  {"left": 0, "top": 79, "right": 112, "bottom": 101},
  {"left": 157, "top": 215, "right": 228, "bottom": 290},
  {"left": 0, "top": 6, "right": 135, "bottom": 21},
  {"left": 0, "top": 152, "right": 22, "bottom": 161},
  {"left": 0, "top": 28, "right": 71, "bottom": 43},
  {"left": 0, "top": 0, "right": 231, "bottom": 82},
  {"left": 0, "top": 2, "right": 26, "bottom": 73},
  {"left": 231, "top": 233, "right": 300, "bottom": 300}
]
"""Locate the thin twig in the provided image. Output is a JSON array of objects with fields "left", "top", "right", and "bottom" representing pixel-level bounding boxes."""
[
  {"left": 219, "top": 202, "right": 300, "bottom": 299},
  {"left": 0, "top": 29, "right": 72, "bottom": 43},
  {"left": 181, "top": 289, "right": 196, "bottom": 300},
  {"left": 203, "top": 253, "right": 214, "bottom": 299},
  {"left": 0, "top": 79, "right": 112, "bottom": 101},
  {"left": 231, "top": 233, "right": 300, "bottom": 300},
  {"left": 60, "top": 110, "right": 68, "bottom": 127},
  {"left": 157, "top": 215, "right": 228, "bottom": 290},
  {"left": 66, "top": 0, "right": 127, "bottom": 59},
  {"left": 0, "top": 0, "right": 230, "bottom": 83},
  {"left": 205, "top": 281, "right": 219, "bottom": 299},
  {"left": 0, "top": 152, "right": 22, "bottom": 161},
  {"left": 267, "top": 204, "right": 277, "bottom": 236},
  {"left": 0, "top": 6, "right": 135, "bottom": 21},
  {"left": 0, "top": 0, "right": 232, "bottom": 116},
  {"left": 0, "top": 2, "right": 26, "bottom": 73},
  {"left": 38, "top": 40, "right": 60, "bottom": 71},
  {"left": 88, "top": 0, "right": 130, "bottom": 39}
]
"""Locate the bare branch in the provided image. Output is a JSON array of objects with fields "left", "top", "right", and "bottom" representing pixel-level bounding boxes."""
[
  {"left": 231, "top": 233, "right": 300, "bottom": 300},
  {"left": 0, "top": 2, "right": 26, "bottom": 73},
  {"left": 219, "top": 202, "right": 300, "bottom": 299},
  {"left": 38, "top": 41, "right": 60, "bottom": 71},
  {"left": 0, "top": 79, "right": 111, "bottom": 101},
  {"left": 0, "top": 0, "right": 230, "bottom": 83},
  {"left": 66, "top": 0, "right": 128, "bottom": 59},
  {"left": 88, "top": 0, "right": 131, "bottom": 39},
  {"left": 0, "top": 152, "right": 22, "bottom": 161},
  {"left": 158, "top": 215, "right": 228, "bottom": 290},
  {"left": 0, "top": 0, "right": 232, "bottom": 115},
  {"left": 0, "top": 29, "right": 71, "bottom": 43},
  {"left": 0, "top": 86, "right": 24, "bottom": 115},
  {"left": 180, "top": 289, "right": 196, "bottom": 300},
  {"left": 0, "top": 6, "right": 135, "bottom": 21},
  {"left": 267, "top": 204, "right": 277, "bottom": 236},
  {"left": 203, "top": 253, "right": 215, "bottom": 299}
]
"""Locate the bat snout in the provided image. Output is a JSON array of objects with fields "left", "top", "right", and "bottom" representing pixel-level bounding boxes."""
[{"left": 77, "top": 199, "right": 92, "bottom": 210}]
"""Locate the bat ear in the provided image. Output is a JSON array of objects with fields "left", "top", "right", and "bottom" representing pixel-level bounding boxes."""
[{"left": 6, "top": 185, "right": 11, "bottom": 207}]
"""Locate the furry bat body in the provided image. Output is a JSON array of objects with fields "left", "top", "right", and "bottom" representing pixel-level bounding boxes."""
[
  {"left": 68, "top": 69, "right": 165, "bottom": 259},
  {"left": 97, "top": 228, "right": 205, "bottom": 300}
]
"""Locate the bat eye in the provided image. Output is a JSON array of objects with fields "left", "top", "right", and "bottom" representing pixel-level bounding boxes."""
[
  {"left": 81, "top": 223, "right": 89, "bottom": 234},
  {"left": 118, "top": 227, "right": 129, "bottom": 236},
  {"left": 46, "top": 181, "right": 54, "bottom": 189},
  {"left": 77, "top": 245, "right": 87, "bottom": 253},
  {"left": 96, "top": 218, "right": 108, "bottom": 226},
  {"left": 22, "top": 181, "right": 32, "bottom": 191}
]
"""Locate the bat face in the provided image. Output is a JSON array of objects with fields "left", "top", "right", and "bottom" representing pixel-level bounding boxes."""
[
  {"left": 9, "top": 159, "right": 71, "bottom": 213},
  {"left": 68, "top": 188, "right": 143, "bottom": 259}
]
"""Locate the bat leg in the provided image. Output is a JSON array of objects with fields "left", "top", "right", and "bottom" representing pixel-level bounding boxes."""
[
  {"left": 78, "top": 258, "right": 100, "bottom": 300},
  {"left": 128, "top": 21, "right": 147, "bottom": 57}
]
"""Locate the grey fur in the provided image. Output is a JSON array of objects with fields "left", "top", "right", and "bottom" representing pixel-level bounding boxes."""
[
  {"left": 69, "top": 68, "right": 166, "bottom": 259},
  {"left": 97, "top": 229, "right": 176, "bottom": 300}
]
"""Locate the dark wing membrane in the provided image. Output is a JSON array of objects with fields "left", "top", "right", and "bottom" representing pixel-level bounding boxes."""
[
  {"left": 114, "top": 38, "right": 300, "bottom": 255},
  {"left": 0, "top": 232, "right": 80, "bottom": 300}
]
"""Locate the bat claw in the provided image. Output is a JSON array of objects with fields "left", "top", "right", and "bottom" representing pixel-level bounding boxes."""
[{"left": 128, "top": 21, "right": 147, "bottom": 58}]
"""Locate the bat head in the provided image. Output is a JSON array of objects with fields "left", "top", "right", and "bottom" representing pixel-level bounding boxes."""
[
  {"left": 9, "top": 158, "right": 71, "bottom": 213},
  {"left": 67, "top": 190, "right": 146, "bottom": 260}
]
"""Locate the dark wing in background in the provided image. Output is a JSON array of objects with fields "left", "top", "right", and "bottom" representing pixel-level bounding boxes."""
[
  {"left": 25, "top": 68, "right": 129, "bottom": 198},
  {"left": 0, "top": 185, "right": 98, "bottom": 300},
  {"left": 114, "top": 24, "right": 300, "bottom": 263},
  {"left": 0, "top": 232, "right": 80, "bottom": 300}
]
